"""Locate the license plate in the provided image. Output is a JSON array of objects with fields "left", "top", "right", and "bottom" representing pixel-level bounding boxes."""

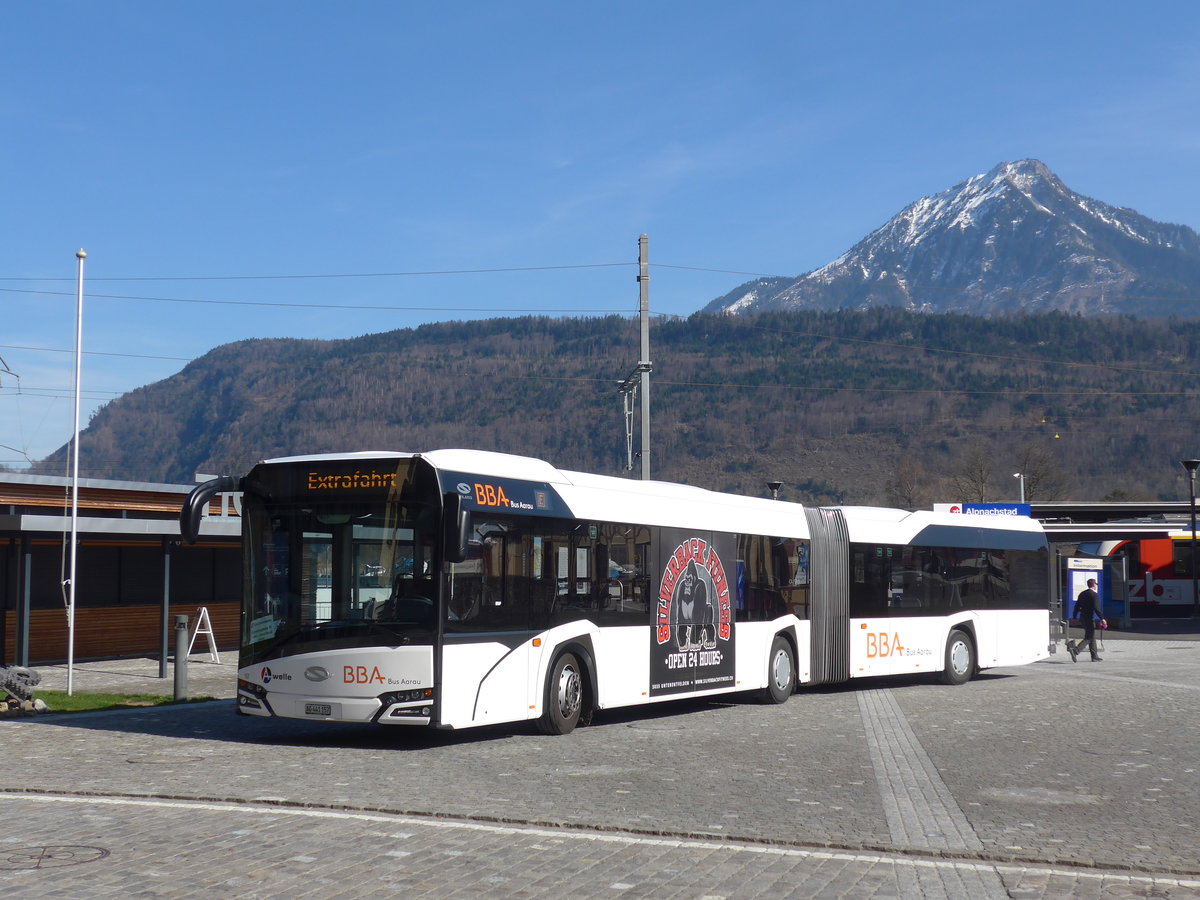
[{"left": 305, "top": 702, "right": 332, "bottom": 716}]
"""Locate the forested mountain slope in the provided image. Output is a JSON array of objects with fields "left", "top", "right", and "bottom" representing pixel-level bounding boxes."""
[{"left": 39, "top": 310, "right": 1200, "bottom": 505}]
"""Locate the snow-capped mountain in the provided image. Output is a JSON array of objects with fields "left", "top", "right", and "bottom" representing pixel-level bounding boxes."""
[{"left": 703, "top": 160, "right": 1200, "bottom": 317}]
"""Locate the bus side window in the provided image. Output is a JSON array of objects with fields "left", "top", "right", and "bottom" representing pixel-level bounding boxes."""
[
  {"left": 848, "top": 545, "right": 890, "bottom": 618},
  {"left": 591, "top": 524, "right": 649, "bottom": 622},
  {"left": 781, "top": 538, "right": 809, "bottom": 619},
  {"left": 735, "top": 534, "right": 792, "bottom": 622}
]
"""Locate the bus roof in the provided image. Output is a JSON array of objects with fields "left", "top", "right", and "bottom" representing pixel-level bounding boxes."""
[{"left": 255, "top": 448, "right": 1047, "bottom": 548}]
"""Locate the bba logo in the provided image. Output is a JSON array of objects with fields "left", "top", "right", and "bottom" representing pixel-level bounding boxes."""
[
  {"left": 866, "top": 632, "right": 905, "bottom": 658},
  {"left": 344, "top": 665, "right": 386, "bottom": 684}
]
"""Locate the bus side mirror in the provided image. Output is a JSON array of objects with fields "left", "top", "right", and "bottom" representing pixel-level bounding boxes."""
[
  {"left": 179, "top": 475, "right": 243, "bottom": 544},
  {"left": 443, "top": 492, "right": 471, "bottom": 563}
]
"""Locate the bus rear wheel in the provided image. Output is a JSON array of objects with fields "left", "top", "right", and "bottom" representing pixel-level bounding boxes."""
[
  {"left": 764, "top": 634, "right": 795, "bottom": 704},
  {"left": 537, "top": 652, "right": 583, "bottom": 735},
  {"left": 940, "top": 629, "right": 975, "bottom": 685}
]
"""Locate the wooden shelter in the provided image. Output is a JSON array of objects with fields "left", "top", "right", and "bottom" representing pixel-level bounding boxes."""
[{"left": 1, "top": 472, "right": 240, "bottom": 665}]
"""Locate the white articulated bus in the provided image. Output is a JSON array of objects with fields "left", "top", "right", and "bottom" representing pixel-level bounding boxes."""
[{"left": 180, "top": 450, "right": 1052, "bottom": 734}]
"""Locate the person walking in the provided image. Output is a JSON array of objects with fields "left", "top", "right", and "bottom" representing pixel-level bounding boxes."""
[{"left": 1068, "top": 578, "right": 1106, "bottom": 662}]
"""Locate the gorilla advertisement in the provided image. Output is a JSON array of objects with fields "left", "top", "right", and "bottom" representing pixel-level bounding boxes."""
[{"left": 649, "top": 529, "right": 736, "bottom": 696}]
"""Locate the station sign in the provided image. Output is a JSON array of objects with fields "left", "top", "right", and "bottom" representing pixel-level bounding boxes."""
[{"left": 935, "top": 502, "right": 1031, "bottom": 517}]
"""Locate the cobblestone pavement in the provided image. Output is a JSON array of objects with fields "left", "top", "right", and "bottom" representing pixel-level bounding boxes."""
[{"left": 2, "top": 635, "right": 1198, "bottom": 898}]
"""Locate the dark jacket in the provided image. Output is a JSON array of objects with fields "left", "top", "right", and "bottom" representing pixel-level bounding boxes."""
[{"left": 1074, "top": 588, "right": 1102, "bottom": 622}]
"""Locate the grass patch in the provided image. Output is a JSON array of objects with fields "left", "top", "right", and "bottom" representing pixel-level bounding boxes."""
[{"left": 32, "top": 691, "right": 218, "bottom": 714}]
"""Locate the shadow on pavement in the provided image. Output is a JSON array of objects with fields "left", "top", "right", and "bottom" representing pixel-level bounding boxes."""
[
  {"left": 15, "top": 666, "right": 1022, "bottom": 751},
  {"left": 17, "top": 700, "right": 526, "bottom": 750},
  {"left": 18, "top": 693, "right": 771, "bottom": 750}
]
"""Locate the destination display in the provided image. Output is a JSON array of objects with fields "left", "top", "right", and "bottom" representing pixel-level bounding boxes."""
[
  {"left": 250, "top": 458, "right": 438, "bottom": 507},
  {"left": 304, "top": 468, "right": 401, "bottom": 491}
]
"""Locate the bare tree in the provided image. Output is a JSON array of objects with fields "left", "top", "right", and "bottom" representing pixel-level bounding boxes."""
[
  {"left": 885, "top": 455, "right": 931, "bottom": 509},
  {"left": 949, "top": 445, "right": 995, "bottom": 502},
  {"left": 1013, "top": 443, "right": 1069, "bottom": 501}
]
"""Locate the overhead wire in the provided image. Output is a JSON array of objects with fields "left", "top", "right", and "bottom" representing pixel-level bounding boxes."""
[
  {"left": 0, "top": 342, "right": 191, "bottom": 362},
  {"left": 0, "top": 286, "right": 629, "bottom": 314},
  {"left": 6, "top": 256, "right": 1195, "bottom": 308},
  {"left": 0, "top": 387, "right": 124, "bottom": 398},
  {"left": 0, "top": 262, "right": 632, "bottom": 282}
]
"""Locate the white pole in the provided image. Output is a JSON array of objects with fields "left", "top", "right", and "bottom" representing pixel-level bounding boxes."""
[{"left": 67, "top": 248, "right": 85, "bottom": 695}]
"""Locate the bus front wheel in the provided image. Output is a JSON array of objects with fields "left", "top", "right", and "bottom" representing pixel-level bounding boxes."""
[
  {"left": 537, "top": 652, "right": 583, "bottom": 735},
  {"left": 940, "top": 630, "right": 975, "bottom": 685}
]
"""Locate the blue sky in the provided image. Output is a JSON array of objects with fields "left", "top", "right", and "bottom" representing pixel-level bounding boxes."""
[{"left": 3, "top": 2, "right": 1199, "bottom": 467}]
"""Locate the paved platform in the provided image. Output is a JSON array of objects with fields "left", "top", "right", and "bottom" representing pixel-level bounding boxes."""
[
  {"left": 1, "top": 635, "right": 1198, "bottom": 898},
  {"left": 28, "top": 653, "right": 237, "bottom": 701}
]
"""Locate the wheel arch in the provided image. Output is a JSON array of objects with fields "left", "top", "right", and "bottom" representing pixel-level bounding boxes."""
[
  {"left": 544, "top": 635, "right": 597, "bottom": 713},
  {"left": 945, "top": 619, "right": 978, "bottom": 656}
]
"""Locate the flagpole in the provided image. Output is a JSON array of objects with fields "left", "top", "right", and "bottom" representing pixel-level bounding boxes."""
[{"left": 67, "top": 248, "right": 85, "bottom": 695}]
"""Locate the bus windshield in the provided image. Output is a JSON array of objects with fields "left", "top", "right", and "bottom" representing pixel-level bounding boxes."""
[{"left": 242, "top": 496, "right": 439, "bottom": 665}]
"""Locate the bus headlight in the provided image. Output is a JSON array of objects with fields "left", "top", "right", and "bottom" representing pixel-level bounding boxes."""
[
  {"left": 238, "top": 678, "right": 267, "bottom": 698},
  {"left": 377, "top": 688, "right": 434, "bottom": 706}
]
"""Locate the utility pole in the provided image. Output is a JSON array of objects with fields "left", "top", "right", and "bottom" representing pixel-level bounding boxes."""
[
  {"left": 637, "top": 234, "right": 651, "bottom": 480},
  {"left": 1183, "top": 459, "right": 1200, "bottom": 617},
  {"left": 618, "top": 234, "right": 652, "bottom": 479}
]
